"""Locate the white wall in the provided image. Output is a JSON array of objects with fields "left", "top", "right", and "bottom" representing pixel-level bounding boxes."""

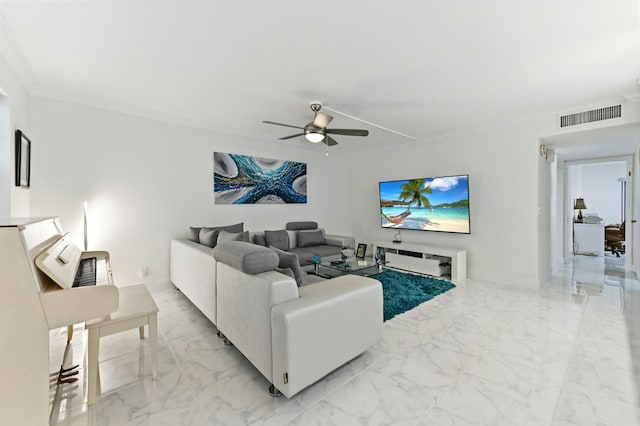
[
  {"left": 351, "top": 118, "right": 552, "bottom": 289},
  {"left": 0, "top": 49, "right": 31, "bottom": 217},
  {"left": 29, "top": 97, "right": 353, "bottom": 288},
  {"left": 578, "top": 162, "right": 627, "bottom": 225}
]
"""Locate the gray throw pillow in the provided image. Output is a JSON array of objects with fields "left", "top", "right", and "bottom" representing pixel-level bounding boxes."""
[
  {"left": 218, "top": 230, "right": 250, "bottom": 244},
  {"left": 276, "top": 267, "right": 295, "bottom": 280},
  {"left": 199, "top": 228, "right": 219, "bottom": 247},
  {"left": 253, "top": 234, "right": 267, "bottom": 246},
  {"left": 264, "top": 230, "right": 289, "bottom": 250},
  {"left": 190, "top": 222, "right": 244, "bottom": 244},
  {"left": 297, "top": 230, "right": 326, "bottom": 248},
  {"left": 286, "top": 221, "right": 318, "bottom": 231},
  {"left": 188, "top": 227, "right": 202, "bottom": 242},
  {"left": 270, "top": 246, "right": 304, "bottom": 286}
]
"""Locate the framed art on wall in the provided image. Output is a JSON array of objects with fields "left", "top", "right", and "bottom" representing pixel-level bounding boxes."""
[
  {"left": 15, "top": 130, "right": 31, "bottom": 188},
  {"left": 213, "top": 152, "right": 307, "bottom": 204}
]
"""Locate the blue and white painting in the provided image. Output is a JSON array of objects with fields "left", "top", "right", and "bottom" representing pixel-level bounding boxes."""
[{"left": 214, "top": 152, "right": 307, "bottom": 204}]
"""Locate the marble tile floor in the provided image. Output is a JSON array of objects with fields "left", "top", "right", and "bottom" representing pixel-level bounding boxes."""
[{"left": 48, "top": 255, "right": 640, "bottom": 425}]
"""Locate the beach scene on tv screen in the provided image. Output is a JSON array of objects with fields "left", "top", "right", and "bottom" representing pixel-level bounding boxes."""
[{"left": 379, "top": 175, "right": 470, "bottom": 233}]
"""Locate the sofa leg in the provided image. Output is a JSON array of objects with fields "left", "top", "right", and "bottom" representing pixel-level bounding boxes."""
[
  {"left": 268, "top": 384, "right": 282, "bottom": 397},
  {"left": 223, "top": 337, "right": 232, "bottom": 346},
  {"left": 216, "top": 331, "right": 223, "bottom": 338}
]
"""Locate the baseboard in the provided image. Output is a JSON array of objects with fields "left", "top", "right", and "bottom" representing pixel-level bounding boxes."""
[
  {"left": 469, "top": 270, "right": 540, "bottom": 291},
  {"left": 148, "top": 278, "right": 175, "bottom": 292}
]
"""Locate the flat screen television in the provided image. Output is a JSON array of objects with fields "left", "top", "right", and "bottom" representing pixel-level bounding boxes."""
[{"left": 379, "top": 175, "right": 470, "bottom": 234}]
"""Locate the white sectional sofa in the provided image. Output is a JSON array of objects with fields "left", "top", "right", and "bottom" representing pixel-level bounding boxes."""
[
  {"left": 169, "top": 221, "right": 356, "bottom": 326},
  {"left": 170, "top": 239, "right": 217, "bottom": 324},
  {"left": 213, "top": 241, "right": 383, "bottom": 397}
]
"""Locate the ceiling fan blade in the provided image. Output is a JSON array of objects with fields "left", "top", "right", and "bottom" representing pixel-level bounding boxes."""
[
  {"left": 263, "top": 120, "right": 304, "bottom": 130},
  {"left": 324, "top": 136, "right": 339, "bottom": 146},
  {"left": 325, "top": 128, "right": 369, "bottom": 137},
  {"left": 279, "top": 133, "right": 304, "bottom": 140},
  {"left": 313, "top": 113, "right": 333, "bottom": 128}
]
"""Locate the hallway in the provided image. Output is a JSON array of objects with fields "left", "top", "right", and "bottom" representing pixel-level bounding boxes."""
[{"left": 544, "top": 254, "right": 640, "bottom": 424}]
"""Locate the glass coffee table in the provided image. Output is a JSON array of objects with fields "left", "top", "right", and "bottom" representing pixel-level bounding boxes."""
[{"left": 312, "top": 257, "right": 386, "bottom": 278}]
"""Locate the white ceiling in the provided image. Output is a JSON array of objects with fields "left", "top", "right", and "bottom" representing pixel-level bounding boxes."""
[{"left": 1, "top": 0, "right": 640, "bottom": 153}]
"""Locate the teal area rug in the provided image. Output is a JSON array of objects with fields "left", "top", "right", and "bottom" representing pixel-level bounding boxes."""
[{"left": 368, "top": 270, "right": 456, "bottom": 321}]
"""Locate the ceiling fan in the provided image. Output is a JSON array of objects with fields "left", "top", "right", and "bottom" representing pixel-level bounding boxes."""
[{"left": 263, "top": 102, "right": 369, "bottom": 146}]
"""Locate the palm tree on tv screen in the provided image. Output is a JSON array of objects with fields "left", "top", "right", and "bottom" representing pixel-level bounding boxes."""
[{"left": 399, "top": 179, "right": 432, "bottom": 209}]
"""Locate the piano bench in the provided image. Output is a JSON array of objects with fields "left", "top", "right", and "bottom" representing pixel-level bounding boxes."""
[{"left": 84, "top": 284, "right": 159, "bottom": 405}]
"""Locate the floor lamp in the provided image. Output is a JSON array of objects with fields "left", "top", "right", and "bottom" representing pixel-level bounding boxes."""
[{"left": 83, "top": 201, "right": 88, "bottom": 251}]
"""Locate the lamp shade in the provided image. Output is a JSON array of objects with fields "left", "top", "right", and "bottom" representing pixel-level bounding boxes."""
[{"left": 574, "top": 198, "right": 587, "bottom": 210}]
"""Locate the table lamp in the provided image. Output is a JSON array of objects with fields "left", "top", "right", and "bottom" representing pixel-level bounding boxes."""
[{"left": 574, "top": 198, "right": 587, "bottom": 222}]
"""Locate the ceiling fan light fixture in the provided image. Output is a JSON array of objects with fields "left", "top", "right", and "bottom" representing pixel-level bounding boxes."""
[
  {"left": 263, "top": 102, "right": 370, "bottom": 149},
  {"left": 304, "top": 130, "right": 325, "bottom": 143}
]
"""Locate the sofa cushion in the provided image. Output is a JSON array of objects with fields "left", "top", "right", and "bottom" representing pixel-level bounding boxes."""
[
  {"left": 297, "top": 230, "right": 326, "bottom": 248},
  {"left": 286, "top": 221, "right": 318, "bottom": 231},
  {"left": 288, "top": 249, "right": 315, "bottom": 266},
  {"left": 265, "top": 230, "right": 289, "bottom": 250},
  {"left": 218, "top": 222, "right": 244, "bottom": 234},
  {"left": 218, "top": 230, "right": 250, "bottom": 244},
  {"left": 294, "top": 244, "right": 343, "bottom": 258},
  {"left": 213, "top": 241, "right": 278, "bottom": 275},
  {"left": 199, "top": 228, "right": 219, "bottom": 247},
  {"left": 270, "top": 246, "right": 304, "bottom": 286},
  {"left": 190, "top": 222, "right": 244, "bottom": 245}
]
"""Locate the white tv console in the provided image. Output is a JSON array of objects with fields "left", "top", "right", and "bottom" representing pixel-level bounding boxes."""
[{"left": 374, "top": 241, "right": 467, "bottom": 284}]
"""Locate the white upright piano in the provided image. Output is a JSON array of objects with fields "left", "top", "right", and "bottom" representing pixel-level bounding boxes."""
[{"left": 0, "top": 217, "right": 119, "bottom": 424}]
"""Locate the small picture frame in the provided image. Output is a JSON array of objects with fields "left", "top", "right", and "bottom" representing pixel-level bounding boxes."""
[
  {"left": 356, "top": 243, "right": 367, "bottom": 259},
  {"left": 15, "top": 130, "right": 31, "bottom": 188}
]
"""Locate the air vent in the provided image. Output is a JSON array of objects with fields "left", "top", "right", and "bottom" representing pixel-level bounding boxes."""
[{"left": 560, "top": 105, "right": 622, "bottom": 128}]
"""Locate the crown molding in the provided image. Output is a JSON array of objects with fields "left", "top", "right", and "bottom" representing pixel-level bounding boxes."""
[{"left": 30, "top": 86, "right": 340, "bottom": 155}]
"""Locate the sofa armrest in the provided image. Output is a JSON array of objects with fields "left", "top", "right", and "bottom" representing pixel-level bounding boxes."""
[
  {"left": 271, "top": 275, "right": 382, "bottom": 397},
  {"left": 170, "top": 239, "right": 217, "bottom": 324},
  {"left": 324, "top": 234, "right": 356, "bottom": 248},
  {"left": 216, "top": 262, "right": 299, "bottom": 382}
]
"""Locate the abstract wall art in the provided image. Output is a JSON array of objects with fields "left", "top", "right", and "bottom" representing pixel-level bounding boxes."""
[{"left": 213, "top": 152, "right": 307, "bottom": 204}]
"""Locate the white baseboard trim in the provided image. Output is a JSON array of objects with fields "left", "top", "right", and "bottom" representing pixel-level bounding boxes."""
[
  {"left": 469, "top": 270, "right": 540, "bottom": 290},
  {"left": 148, "top": 278, "right": 175, "bottom": 292}
]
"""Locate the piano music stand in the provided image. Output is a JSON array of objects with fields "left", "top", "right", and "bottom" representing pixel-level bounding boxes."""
[{"left": 84, "top": 284, "right": 159, "bottom": 405}]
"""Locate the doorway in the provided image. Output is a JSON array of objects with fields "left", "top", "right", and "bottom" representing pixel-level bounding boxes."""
[
  {"left": 565, "top": 159, "right": 631, "bottom": 264},
  {"left": 543, "top": 122, "right": 640, "bottom": 277}
]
